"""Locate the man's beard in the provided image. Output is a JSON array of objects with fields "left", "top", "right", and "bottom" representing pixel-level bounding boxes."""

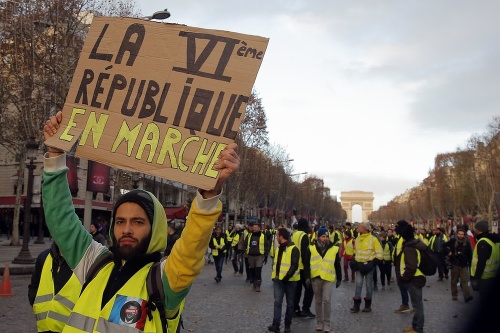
[{"left": 115, "top": 235, "right": 151, "bottom": 261}]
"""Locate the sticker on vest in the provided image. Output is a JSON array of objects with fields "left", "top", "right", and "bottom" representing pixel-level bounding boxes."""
[
  {"left": 109, "top": 295, "right": 147, "bottom": 329},
  {"left": 251, "top": 240, "right": 257, "bottom": 246}
]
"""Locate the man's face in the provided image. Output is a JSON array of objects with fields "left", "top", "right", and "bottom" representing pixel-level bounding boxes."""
[
  {"left": 388, "top": 229, "right": 393, "bottom": 236},
  {"left": 90, "top": 224, "right": 97, "bottom": 234},
  {"left": 113, "top": 202, "right": 152, "bottom": 260},
  {"left": 215, "top": 227, "right": 222, "bottom": 235},
  {"left": 457, "top": 231, "right": 465, "bottom": 240},
  {"left": 252, "top": 224, "right": 260, "bottom": 233},
  {"left": 319, "top": 234, "right": 329, "bottom": 244},
  {"left": 277, "top": 234, "right": 284, "bottom": 244}
]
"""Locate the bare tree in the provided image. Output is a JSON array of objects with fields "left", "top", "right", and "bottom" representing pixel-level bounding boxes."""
[{"left": 0, "top": 0, "right": 140, "bottom": 245}]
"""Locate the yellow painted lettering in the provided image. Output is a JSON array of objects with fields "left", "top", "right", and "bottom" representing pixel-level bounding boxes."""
[
  {"left": 111, "top": 120, "right": 142, "bottom": 156},
  {"left": 178, "top": 136, "right": 200, "bottom": 172},
  {"left": 136, "top": 123, "right": 160, "bottom": 163},
  {"left": 204, "top": 143, "right": 226, "bottom": 178},
  {"left": 191, "top": 139, "right": 217, "bottom": 175},
  {"left": 79, "top": 111, "right": 109, "bottom": 148},
  {"left": 60, "top": 108, "right": 86, "bottom": 142},
  {"left": 156, "top": 128, "right": 182, "bottom": 168}
]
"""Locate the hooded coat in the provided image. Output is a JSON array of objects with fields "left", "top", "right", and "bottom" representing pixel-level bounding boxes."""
[{"left": 43, "top": 153, "right": 222, "bottom": 330}]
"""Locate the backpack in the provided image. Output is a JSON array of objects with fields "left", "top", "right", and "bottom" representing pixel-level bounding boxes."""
[
  {"left": 237, "top": 232, "right": 246, "bottom": 251},
  {"left": 417, "top": 246, "right": 438, "bottom": 276},
  {"left": 82, "top": 254, "right": 183, "bottom": 333}
]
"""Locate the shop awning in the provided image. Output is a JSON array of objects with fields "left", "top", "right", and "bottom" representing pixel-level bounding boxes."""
[{"left": 165, "top": 206, "right": 187, "bottom": 220}]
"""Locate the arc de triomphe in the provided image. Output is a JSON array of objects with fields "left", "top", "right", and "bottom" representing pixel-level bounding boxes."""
[{"left": 340, "top": 191, "right": 374, "bottom": 222}]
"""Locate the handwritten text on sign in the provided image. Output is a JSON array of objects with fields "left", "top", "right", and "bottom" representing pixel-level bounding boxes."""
[{"left": 45, "top": 17, "right": 269, "bottom": 190}]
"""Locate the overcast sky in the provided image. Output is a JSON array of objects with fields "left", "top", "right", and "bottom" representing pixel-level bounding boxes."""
[{"left": 138, "top": 1, "right": 499, "bottom": 213}]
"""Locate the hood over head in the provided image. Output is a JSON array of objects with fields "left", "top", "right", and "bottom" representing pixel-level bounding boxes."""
[{"left": 111, "top": 189, "right": 167, "bottom": 254}]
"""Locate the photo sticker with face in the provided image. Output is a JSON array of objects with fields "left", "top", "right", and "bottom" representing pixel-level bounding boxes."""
[{"left": 109, "top": 295, "right": 147, "bottom": 329}]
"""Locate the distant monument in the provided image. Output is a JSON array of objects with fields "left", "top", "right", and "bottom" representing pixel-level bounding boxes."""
[{"left": 340, "top": 191, "right": 374, "bottom": 222}]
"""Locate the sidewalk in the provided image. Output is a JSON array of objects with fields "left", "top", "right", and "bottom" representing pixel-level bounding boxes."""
[{"left": 0, "top": 237, "right": 53, "bottom": 275}]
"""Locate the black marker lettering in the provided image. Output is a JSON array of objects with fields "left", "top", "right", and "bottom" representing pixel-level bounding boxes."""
[
  {"left": 115, "top": 23, "right": 145, "bottom": 66},
  {"left": 75, "top": 69, "right": 94, "bottom": 105},
  {"left": 89, "top": 24, "right": 113, "bottom": 62}
]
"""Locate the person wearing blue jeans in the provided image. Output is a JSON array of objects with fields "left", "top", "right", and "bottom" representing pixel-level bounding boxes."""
[
  {"left": 350, "top": 222, "right": 383, "bottom": 313},
  {"left": 209, "top": 226, "right": 227, "bottom": 283},
  {"left": 268, "top": 228, "right": 300, "bottom": 333},
  {"left": 396, "top": 223, "right": 427, "bottom": 333},
  {"left": 352, "top": 268, "right": 374, "bottom": 311}
]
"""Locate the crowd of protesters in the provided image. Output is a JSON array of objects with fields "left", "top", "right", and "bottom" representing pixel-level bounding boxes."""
[{"left": 181, "top": 217, "right": 499, "bottom": 333}]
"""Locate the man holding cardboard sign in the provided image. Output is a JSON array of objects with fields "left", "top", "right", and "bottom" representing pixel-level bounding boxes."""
[
  {"left": 43, "top": 111, "right": 239, "bottom": 333},
  {"left": 40, "top": 15, "right": 267, "bottom": 333}
]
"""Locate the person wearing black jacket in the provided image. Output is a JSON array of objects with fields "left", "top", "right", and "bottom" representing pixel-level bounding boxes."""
[
  {"left": 293, "top": 218, "right": 315, "bottom": 318},
  {"left": 164, "top": 224, "right": 180, "bottom": 258},
  {"left": 245, "top": 222, "right": 270, "bottom": 292},
  {"left": 268, "top": 228, "right": 300, "bottom": 333},
  {"left": 444, "top": 227, "right": 473, "bottom": 302},
  {"left": 209, "top": 225, "right": 228, "bottom": 283},
  {"left": 470, "top": 220, "right": 500, "bottom": 301},
  {"left": 396, "top": 224, "right": 427, "bottom": 333},
  {"left": 28, "top": 242, "right": 81, "bottom": 332},
  {"left": 429, "top": 227, "right": 449, "bottom": 281}
]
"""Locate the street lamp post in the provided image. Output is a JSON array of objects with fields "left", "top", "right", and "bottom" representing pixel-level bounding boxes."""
[
  {"left": 13, "top": 137, "right": 39, "bottom": 264},
  {"left": 141, "top": 8, "right": 171, "bottom": 21},
  {"left": 34, "top": 193, "right": 45, "bottom": 244}
]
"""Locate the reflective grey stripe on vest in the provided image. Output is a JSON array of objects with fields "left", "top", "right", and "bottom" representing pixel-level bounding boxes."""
[
  {"left": 47, "top": 311, "right": 70, "bottom": 324},
  {"left": 96, "top": 317, "right": 156, "bottom": 333},
  {"left": 54, "top": 293, "right": 76, "bottom": 310},
  {"left": 35, "top": 309, "right": 71, "bottom": 324},
  {"left": 34, "top": 293, "right": 54, "bottom": 305},
  {"left": 279, "top": 262, "right": 291, "bottom": 276},
  {"left": 35, "top": 311, "right": 49, "bottom": 321},
  {"left": 66, "top": 312, "right": 96, "bottom": 332}
]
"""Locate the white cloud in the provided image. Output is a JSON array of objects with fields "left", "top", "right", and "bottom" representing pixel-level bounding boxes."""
[{"left": 138, "top": 0, "right": 499, "bottom": 211}]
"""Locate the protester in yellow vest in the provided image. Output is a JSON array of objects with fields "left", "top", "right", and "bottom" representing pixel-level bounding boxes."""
[
  {"left": 231, "top": 223, "right": 245, "bottom": 276},
  {"left": 292, "top": 218, "right": 315, "bottom": 318},
  {"left": 395, "top": 224, "right": 427, "bottom": 333},
  {"left": 29, "top": 242, "right": 82, "bottom": 333},
  {"left": 309, "top": 226, "right": 341, "bottom": 332},
  {"left": 350, "top": 222, "right": 383, "bottom": 314},
  {"left": 428, "top": 227, "right": 449, "bottom": 281},
  {"left": 210, "top": 225, "right": 227, "bottom": 283},
  {"left": 225, "top": 224, "right": 234, "bottom": 265},
  {"left": 340, "top": 230, "right": 355, "bottom": 282},
  {"left": 378, "top": 231, "right": 394, "bottom": 289},
  {"left": 470, "top": 220, "right": 500, "bottom": 301},
  {"left": 42, "top": 111, "right": 240, "bottom": 333},
  {"left": 393, "top": 221, "right": 412, "bottom": 314},
  {"left": 268, "top": 228, "right": 300, "bottom": 333},
  {"left": 245, "top": 222, "right": 270, "bottom": 292}
]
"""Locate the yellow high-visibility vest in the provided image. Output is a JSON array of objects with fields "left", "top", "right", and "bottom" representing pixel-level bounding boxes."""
[
  {"left": 310, "top": 245, "right": 339, "bottom": 282},
  {"left": 33, "top": 255, "right": 81, "bottom": 332}
]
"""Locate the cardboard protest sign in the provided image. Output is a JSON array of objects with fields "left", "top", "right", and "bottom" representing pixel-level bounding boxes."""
[{"left": 45, "top": 17, "right": 269, "bottom": 190}]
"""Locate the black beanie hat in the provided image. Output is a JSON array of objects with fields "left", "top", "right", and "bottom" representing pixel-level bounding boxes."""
[
  {"left": 395, "top": 220, "right": 409, "bottom": 234},
  {"left": 298, "top": 218, "right": 309, "bottom": 232},
  {"left": 401, "top": 225, "right": 415, "bottom": 241},
  {"left": 113, "top": 190, "right": 155, "bottom": 225}
]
